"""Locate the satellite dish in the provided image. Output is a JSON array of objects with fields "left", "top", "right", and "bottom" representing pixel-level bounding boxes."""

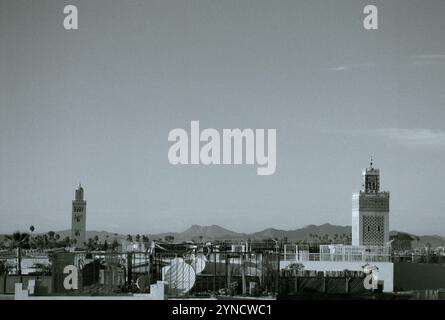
[
  {"left": 191, "top": 256, "right": 206, "bottom": 274},
  {"left": 164, "top": 261, "right": 196, "bottom": 295},
  {"left": 136, "top": 275, "right": 150, "bottom": 291}
]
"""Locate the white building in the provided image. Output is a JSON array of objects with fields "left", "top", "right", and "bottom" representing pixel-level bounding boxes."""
[{"left": 280, "top": 159, "right": 394, "bottom": 292}]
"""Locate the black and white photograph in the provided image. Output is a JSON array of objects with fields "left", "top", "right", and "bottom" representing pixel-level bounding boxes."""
[{"left": 0, "top": 0, "right": 444, "bottom": 313}]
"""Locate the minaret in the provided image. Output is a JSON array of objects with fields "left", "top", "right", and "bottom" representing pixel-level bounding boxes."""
[
  {"left": 352, "top": 158, "right": 390, "bottom": 246},
  {"left": 71, "top": 184, "right": 86, "bottom": 247}
]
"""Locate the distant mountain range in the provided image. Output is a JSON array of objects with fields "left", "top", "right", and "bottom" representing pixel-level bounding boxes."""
[
  {"left": 123, "top": 223, "right": 352, "bottom": 242},
  {"left": 13, "top": 223, "right": 442, "bottom": 249}
]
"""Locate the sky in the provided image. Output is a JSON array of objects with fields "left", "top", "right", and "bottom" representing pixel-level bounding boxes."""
[{"left": 0, "top": 0, "right": 444, "bottom": 236}]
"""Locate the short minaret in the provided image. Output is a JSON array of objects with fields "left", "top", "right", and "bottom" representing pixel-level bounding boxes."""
[
  {"left": 71, "top": 184, "right": 86, "bottom": 247},
  {"left": 352, "top": 158, "right": 390, "bottom": 246}
]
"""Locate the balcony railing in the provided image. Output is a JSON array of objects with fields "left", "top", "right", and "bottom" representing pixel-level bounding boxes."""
[{"left": 281, "top": 252, "right": 391, "bottom": 262}]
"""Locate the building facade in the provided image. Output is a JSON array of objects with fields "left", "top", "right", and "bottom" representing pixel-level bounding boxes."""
[
  {"left": 71, "top": 184, "right": 86, "bottom": 247},
  {"left": 352, "top": 159, "right": 390, "bottom": 246}
]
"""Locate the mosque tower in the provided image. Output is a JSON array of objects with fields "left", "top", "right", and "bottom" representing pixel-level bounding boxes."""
[
  {"left": 352, "top": 158, "right": 390, "bottom": 246},
  {"left": 71, "top": 184, "right": 86, "bottom": 247}
]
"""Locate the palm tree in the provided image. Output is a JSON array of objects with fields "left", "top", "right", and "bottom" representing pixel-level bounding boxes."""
[
  {"left": 111, "top": 239, "right": 120, "bottom": 251},
  {"left": 87, "top": 238, "right": 94, "bottom": 251},
  {"left": 47, "top": 231, "right": 55, "bottom": 240},
  {"left": 43, "top": 234, "right": 49, "bottom": 248},
  {"left": 63, "top": 236, "right": 71, "bottom": 247},
  {"left": 103, "top": 240, "right": 109, "bottom": 251},
  {"left": 29, "top": 225, "right": 35, "bottom": 249},
  {"left": 6, "top": 232, "right": 30, "bottom": 275}
]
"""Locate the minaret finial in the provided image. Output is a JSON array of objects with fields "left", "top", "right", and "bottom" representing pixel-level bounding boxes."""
[{"left": 370, "top": 156, "right": 373, "bottom": 168}]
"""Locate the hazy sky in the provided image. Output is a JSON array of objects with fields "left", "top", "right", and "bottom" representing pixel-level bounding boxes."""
[{"left": 1, "top": 0, "right": 444, "bottom": 235}]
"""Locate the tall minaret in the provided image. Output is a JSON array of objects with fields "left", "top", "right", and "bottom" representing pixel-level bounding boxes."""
[
  {"left": 352, "top": 158, "right": 390, "bottom": 246},
  {"left": 71, "top": 184, "right": 86, "bottom": 247}
]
